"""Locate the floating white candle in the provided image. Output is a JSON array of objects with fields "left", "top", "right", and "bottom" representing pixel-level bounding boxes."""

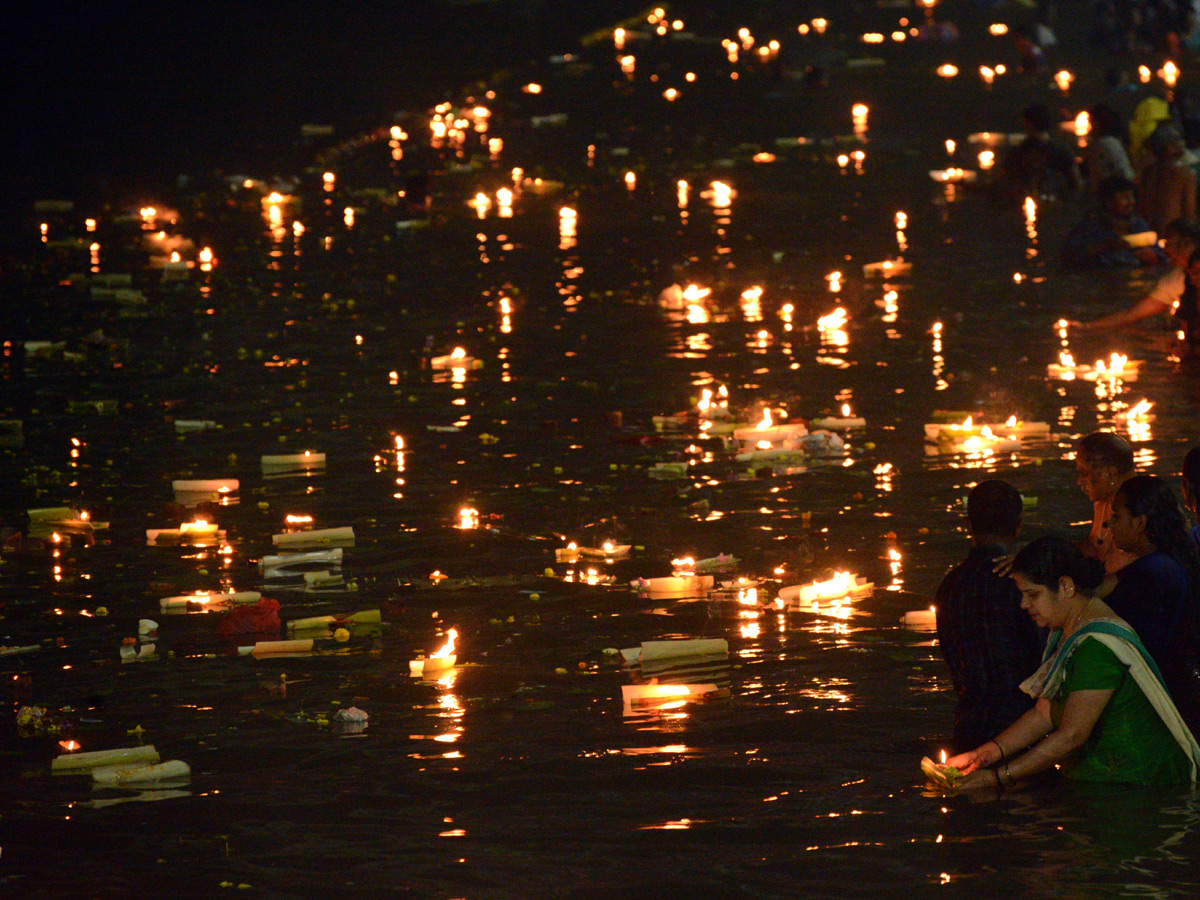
[
  {"left": 621, "top": 682, "right": 723, "bottom": 712},
  {"left": 810, "top": 415, "right": 866, "bottom": 429},
  {"left": 862, "top": 258, "right": 912, "bottom": 278},
  {"left": 251, "top": 639, "right": 314, "bottom": 657},
  {"left": 159, "top": 590, "right": 261, "bottom": 611},
  {"left": 631, "top": 575, "right": 715, "bottom": 596},
  {"left": 1047, "top": 352, "right": 1140, "bottom": 382},
  {"left": 732, "top": 409, "right": 808, "bottom": 447},
  {"left": 778, "top": 572, "right": 873, "bottom": 605},
  {"left": 928, "top": 168, "right": 978, "bottom": 183},
  {"left": 261, "top": 548, "right": 343, "bottom": 575},
  {"left": 172, "top": 478, "right": 238, "bottom": 494},
  {"left": 410, "top": 628, "right": 458, "bottom": 675},
  {"left": 620, "top": 638, "right": 729, "bottom": 665},
  {"left": 147, "top": 521, "right": 222, "bottom": 545},
  {"left": 261, "top": 451, "right": 325, "bottom": 471},
  {"left": 271, "top": 526, "right": 355, "bottom": 548},
  {"left": 1121, "top": 231, "right": 1157, "bottom": 248},
  {"left": 902, "top": 607, "right": 937, "bottom": 627},
  {"left": 52, "top": 744, "right": 160, "bottom": 773},
  {"left": 430, "top": 347, "right": 477, "bottom": 369}
]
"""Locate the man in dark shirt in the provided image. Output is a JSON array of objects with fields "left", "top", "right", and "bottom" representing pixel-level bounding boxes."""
[{"left": 936, "top": 479, "right": 1045, "bottom": 753}]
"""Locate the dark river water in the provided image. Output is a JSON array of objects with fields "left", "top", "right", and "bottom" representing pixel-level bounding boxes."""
[{"left": 4, "top": 2, "right": 1200, "bottom": 898}]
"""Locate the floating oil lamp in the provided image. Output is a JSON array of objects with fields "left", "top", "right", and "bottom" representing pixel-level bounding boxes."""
[
  {"left": 863, "top": 33, "right": 884, "bottom": 44},
  {"left": 937, "top": 63, "right": 959, "bottom": 78},
  {"left": 945, "top": 139, "right": 956, "bottom": 157},
  {"left": 777, "top": 572, "right": 873, "bottom": 607},
  {"left": 1162, "top": 61, "right": 1179, "bottom": 89},
  {"left": 980, "top": 66, "right": 995, "bottom": 86},
  {"left": 410, "top": 628, "right": 458, "bottom": 676},
  {"left": 979, "top": 149, "right": 995, "bottom": 170},
  {"left": 989, "top": 23, "right": 1008, "bottom": 36},
  {"left": 1139, "top": 65, "right": 1152, "bottom": 84},
  {"left": 1054, "top": 69, "right": 1073, "bottom": 92},
  {"left": 929, "top": 168, "right": 977, "bottom": 184},
  {"left": 862, "top": 258, "right": 912, "bottom": 278},
  {"left": 812, "top": 18, "right": 827, "bottom": 34}
]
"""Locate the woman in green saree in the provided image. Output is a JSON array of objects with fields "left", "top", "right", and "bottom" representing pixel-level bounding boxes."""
[{"left": 945, "top": 536, "right": 1200, "bottom": 789}]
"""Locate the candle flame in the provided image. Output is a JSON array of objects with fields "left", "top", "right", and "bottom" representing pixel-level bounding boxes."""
[
  {"left": 818, "top": 308, "right": 848, "bottom": 329},
  {"left": 1124, "top": 399, "right": 1153, "bottom": 420},
  {"left": 757, "top": 408, "right": 774, "bottom": 429},
  {"left": 432, "top": 628, "right": 458, "bottom": 659}
]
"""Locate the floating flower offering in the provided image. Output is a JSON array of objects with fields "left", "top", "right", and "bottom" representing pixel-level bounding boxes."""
[
  {"left": 1047, "top": 351, "right": 1141, "bottom": 382},
  {"left": 410, "top": 628, "right": 458, "bottom": 676}
]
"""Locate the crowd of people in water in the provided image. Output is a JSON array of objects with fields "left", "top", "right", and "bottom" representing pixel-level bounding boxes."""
[
  {"left": 935, "top": 435, "right": 1200, "bottom": 787},
  {"left": 928, "top": 5, "right": 1200, "bottom": 790}
]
